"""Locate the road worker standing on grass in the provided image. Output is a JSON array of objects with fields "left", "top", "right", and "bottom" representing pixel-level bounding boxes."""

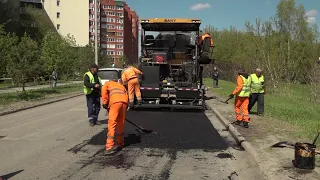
[
  {"left": 248, "top": 68, "right": 265, "bottom": 116},
  {"left": 121, "top": 65, "right": 144, "bottom": 107},
  {"left": 101, "top": 79, "right": 129, "bottom": 155},
  {"left": 228, "top": 67, "right": 252, "bottom": 128}
]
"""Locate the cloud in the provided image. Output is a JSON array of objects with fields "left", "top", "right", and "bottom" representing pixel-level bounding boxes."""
[
  {"left": 305, "top": 9, "right": 318, "bottom": 24},
  {"left": 190, "top": 3, "right": 212, "bottom": 11}
]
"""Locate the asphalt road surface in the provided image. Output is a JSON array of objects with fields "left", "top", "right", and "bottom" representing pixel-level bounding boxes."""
[{"left": 0, "top": 96, "right": 265, "bottom": 180}]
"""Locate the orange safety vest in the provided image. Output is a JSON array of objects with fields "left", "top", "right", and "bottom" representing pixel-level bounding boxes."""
[
  {"left": 121, "top": 67, "right": 142, "bottom": 83},
  {"left": 201, "top": 34, "right": 214, "bottom": 46},
  {"left": 101, "top": 81, "right": 128, "bottom": 108}
]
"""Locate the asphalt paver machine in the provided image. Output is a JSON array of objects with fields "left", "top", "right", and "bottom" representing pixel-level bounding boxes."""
[{"left": 134, "top": 18, "right": 214, "bottom": 110}]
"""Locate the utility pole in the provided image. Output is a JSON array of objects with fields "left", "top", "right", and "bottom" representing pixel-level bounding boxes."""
[{"left": 94, "top": 0, "right": 98, "bottom": 65}]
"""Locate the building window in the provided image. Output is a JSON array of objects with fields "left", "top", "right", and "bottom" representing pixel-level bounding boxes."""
[
  {"left": 116, "top": 12, "right": 123, "bottom": 17},
  {"left": 107, "top": 18, "right": 115, "bottom": 23},
  {"left": 107, "top": 38, "right": 115, "bottom": 42},
  {"left": 103, "top": 5, "right": 115, "bottom": 10},
  {"left": 57, "top": 0, "right": 60, "bottom": 6},
  {"left": 116, "top": 6, "right": 123, "bottom": 10},
  {"left": 106, "top": 25, "right": 115, "bottom": 29},
  {"left": 107, "top": 51, "right": 115, "bottom": 55},
  {"left": 116, "top": 38, "right": 123, "bottom": 42},
  {"left": 117, "top": 51, "right": 123, "bottom": 55},
  {"left": 116, "top": 44, "right": 123, "bottom": 49},
  {"left": 107, "top": 44, "right": 116, "bottom": 48},
  {"left": 90, "top": 14, "right": 94, "bottom": 19},
  {"left": 57, "top": 12, "right": 60, "bottom": 18},
  {"left": 105, "top": 11, "right": 115, "bottom": 16},
  {"left": 116, "top": 25, "right": 123, "bottom": 30},
  {"left": 116, "top": 32, "right": 123, "bottom": 36},
  {"left": 57, "top": 24, "right": 60, "bottom": 30},
  {"left": 116, "top": 18, "right": 123, "bottom": 23}
]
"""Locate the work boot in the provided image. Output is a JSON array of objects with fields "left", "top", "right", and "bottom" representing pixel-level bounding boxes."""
[
  {"left": 234, "top": 120, "right": 242, "bottom": 126},
  {"left": 243, "top": 122, "right": 249, "bottom": 128},
  {"left": 104, "top": 147, "right": 119, "bottom": 155},
  {"left": 258, "top": 113, "right": 264, "bottom": 116},
  {"left": 94, "top": 121, "right": 102, "bottom": 125},
  {"left": 89, "top": 121, "right": 95, "bottom": 127},
  {"left": 137, "top": 100, "right": 142, "bottom": 105},
  {"left": 129, "top": 102, "right": 134, "bottom": 108}
]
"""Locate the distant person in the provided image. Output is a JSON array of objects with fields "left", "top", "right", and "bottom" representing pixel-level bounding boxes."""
[
  {"left": 228, "top": 67, "right": 251, "bottom": 128},
  {"left": 83, "top": 63, "right": 102, "bottom": 127},
  {"left": 52, "top": 69, "right": 58, "bottom": 88},
  {"left": 248, "top": 68, "right": 265, "bottom": 116},
  {"left": 212, "top": 66, "right": 219, "bottom": 88}
]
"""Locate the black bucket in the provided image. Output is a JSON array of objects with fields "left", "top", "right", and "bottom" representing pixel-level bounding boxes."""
[{"left": 294, "top": 142, "right": 316, "bottom": 169}]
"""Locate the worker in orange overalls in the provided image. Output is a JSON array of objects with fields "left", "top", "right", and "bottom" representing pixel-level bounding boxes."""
[
  {"left": 228, "top": 68, "right": 252, "bottom": 128},
  {"left": 201, "top": 32, "right": 214, "bottom": 46},
  {"left": 101, "top": 79, "right": 129, "bottom": 155},
  {"left": 121, "top": 65, "right": 144, "bottom": 107}
]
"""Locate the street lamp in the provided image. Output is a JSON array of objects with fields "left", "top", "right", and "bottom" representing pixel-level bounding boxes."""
[{"left": 94, "top": 0, "right": 98, "bottom": 65}]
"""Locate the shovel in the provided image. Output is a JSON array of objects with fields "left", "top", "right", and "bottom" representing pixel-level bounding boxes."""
[
  {"left": 271, "top": 141, "right": 320, "bottom": 155},
  {"left": 219, "top": 97, "right": 232, "bottom": 104}
]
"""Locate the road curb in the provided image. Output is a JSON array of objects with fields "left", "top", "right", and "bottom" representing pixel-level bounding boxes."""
[
  {"left": 206, "top": 103, "right": 270, "bottom": 180},
  {"left": 0, "top": 93, "right": 83, "bottom": 116}
]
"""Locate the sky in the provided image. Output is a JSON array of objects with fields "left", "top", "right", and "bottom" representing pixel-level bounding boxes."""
[
  {"left": 123, "top": 0, "right": 319, "bottom": 56},
  {"left": 124, "top": 0, "right": 320, "bottom": 30}
]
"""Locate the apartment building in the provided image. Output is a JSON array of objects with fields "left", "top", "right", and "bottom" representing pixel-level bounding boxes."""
[
  {"left": 41, "top": 0, "right": 139, "bottom": 64},
  {"left": 91, "top": 0, "right": 139, "bottom": 64},
  {"left": 42, "top": 0, "right": 89, "bottom": 46}
]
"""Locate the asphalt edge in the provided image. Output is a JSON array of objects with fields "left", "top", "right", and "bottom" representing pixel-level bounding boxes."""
[
  {"left": 206, "top": 103, "right": 271, "bottom": 180},
  {"left": 0, "top": 93, "right": 83, "bottom": 116}
]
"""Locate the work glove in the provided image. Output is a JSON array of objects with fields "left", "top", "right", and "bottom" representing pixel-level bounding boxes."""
[
  {"left": 102, "top": 104, "right": 108, "bottom": 109},
  {"left": 228, "top": 94, "right": 234, "bottom": 99}
]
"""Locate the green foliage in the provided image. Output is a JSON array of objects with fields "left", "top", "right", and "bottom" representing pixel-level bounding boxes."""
[
  {"left": 6, "top": 33, "right": 42, "bottom": 91},
  {"left": 203, "top": 0, "right": 320, "bottom": 94},
  {"left": 204, "top": 78, "right": 320, "bottom": 145}
]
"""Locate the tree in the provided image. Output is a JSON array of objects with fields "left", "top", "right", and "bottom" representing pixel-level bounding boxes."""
[
  {"left": 6, "top": 33, "right": 42, "bottom": 91},
  {"left": 0, "top": 26, "right": 19, "bottom": 77}
]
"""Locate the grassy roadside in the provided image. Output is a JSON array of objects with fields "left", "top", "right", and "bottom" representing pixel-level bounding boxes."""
[
  {"left": 0, "top": 83, "right": 83, "bottom": 106},
  {"left": 203, "top": 78, "right": 320, "bottom": 145}
]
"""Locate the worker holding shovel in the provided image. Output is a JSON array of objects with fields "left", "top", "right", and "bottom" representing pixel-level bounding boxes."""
[
  {"left": 101, "top": 79, "right": 129, "bottom": 155},
  {"left": 228, "top": 67, "right": 252, "bottom": 128}
]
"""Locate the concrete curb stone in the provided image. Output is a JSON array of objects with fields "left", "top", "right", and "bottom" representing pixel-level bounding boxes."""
[
  {"left": 0, "top": 93, "right": 83, "bottom": 116},
  {"left": 206, "top": 103, "right": 271, "bottom": 180}
]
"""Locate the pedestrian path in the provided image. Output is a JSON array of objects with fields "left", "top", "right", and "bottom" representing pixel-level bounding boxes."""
[{"left": 0, "top": 81, "right": 82, "bottom": 94}]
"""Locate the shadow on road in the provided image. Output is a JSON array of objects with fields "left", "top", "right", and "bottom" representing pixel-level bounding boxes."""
[
  {"left": 61, "top": 110, "right": 236, "bottom": 179},
  {"left": 0, "top": 170, "right": 24, "bottom": 179}
]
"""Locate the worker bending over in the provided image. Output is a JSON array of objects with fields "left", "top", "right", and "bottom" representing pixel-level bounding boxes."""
[
  {"left": 248, "top": 68, "right": 265, "bottom": 116},
  {"left": 229, "top": 68, "right": 252, "bottom": 128},
  {"left": 121, "top": 65, "right": 144, "bottom": 107},
  {"left": 101, "top": 79, "right": 129, "bottom": 155}
]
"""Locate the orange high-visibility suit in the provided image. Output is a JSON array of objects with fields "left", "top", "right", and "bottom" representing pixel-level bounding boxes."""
[
  {"left": 121, "top": 66, "right": 143, "bottom": 104},
  {"left": 101, "top": 81, "right": 129, "bottom": 150},
  {"left": 201, "top": 33, "right": 214, "bottom": 46},
  {"left": 232, "top": 75, "right": 251, "bottom": 123}
]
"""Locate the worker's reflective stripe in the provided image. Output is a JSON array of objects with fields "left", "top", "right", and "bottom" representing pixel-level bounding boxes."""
[
  {"left": 140, "top": 87, "right": 160, "bottom": 90},
  {"left": 108, "top": 87, "right": 126, "bottom": 97},
  {"left": 178, "top": 88, "right": 198, "bottom": 91},
  {"left": 110, "top": 91, "right": 125, "bottom": 96}
]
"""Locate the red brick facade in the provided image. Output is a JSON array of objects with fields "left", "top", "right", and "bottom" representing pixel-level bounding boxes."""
[{"left": 89, "top": 0, "right": 139, "bottom": 65}]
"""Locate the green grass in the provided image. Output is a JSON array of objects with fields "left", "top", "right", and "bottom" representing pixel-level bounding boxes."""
[
  {"left": 0, "top": 83, "right": 83, "bottom": 106},
  {"left": 204, "top": 78, "right": 320, "bottom": 144}
]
